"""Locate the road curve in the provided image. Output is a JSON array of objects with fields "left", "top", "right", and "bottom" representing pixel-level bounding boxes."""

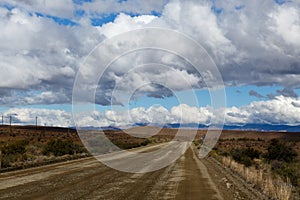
[{"left": 0, "top": 144, "right": 223, "bottom": 200}]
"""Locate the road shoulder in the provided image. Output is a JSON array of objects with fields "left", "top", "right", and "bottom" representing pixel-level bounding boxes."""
[{"left": 201, "top": 154, "right": 268, "bottom": 200}]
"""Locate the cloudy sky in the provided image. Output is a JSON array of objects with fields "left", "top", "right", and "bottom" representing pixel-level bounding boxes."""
[{"left": 0, "top": 0, "right": 300, "bottom": 127}]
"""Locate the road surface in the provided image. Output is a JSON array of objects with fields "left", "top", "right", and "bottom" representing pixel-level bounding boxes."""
[{"left": 0, "top": 144, "right": 223, "bottom": 200}]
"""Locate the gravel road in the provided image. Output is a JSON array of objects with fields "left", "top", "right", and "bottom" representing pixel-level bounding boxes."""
[{"left": 0, "top": 143, "right": 262, "bottom": 200}]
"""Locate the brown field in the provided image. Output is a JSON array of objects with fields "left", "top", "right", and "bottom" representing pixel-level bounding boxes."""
[
  {"left": 1, "top": 125, "right": 300, "bottom": 199},
  {"left": 1, "top": 125, "right": 300, "bottom": 168}
]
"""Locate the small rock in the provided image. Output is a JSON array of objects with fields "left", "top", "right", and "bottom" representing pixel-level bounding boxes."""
[{"left": 226, "top": 182, "right": 232, "bottom": 189}]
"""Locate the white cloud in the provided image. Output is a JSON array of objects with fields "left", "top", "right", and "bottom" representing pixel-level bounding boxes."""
[
  {"left": 162, "top": 0, "right": 237, "bottom": 64},
  {"left": 4, "top": 96, "right": 300, "bottom": 127},
  {"left": 0, "top": 0, "right": 300, "bottom": 108},
  {"left": 2, "top": 108, "right": 72, "bottom": 127},
  {"left": 93, "top": 0, "right": 300, "bottom": 92},
  {"left": 269, "top": 5, "right": 300, "bottom": 47},
  {"left": 98, "top": 13, "right": 157, "bottom": 38},
  {"left": 171, "top": 104, "right": 208, "bottom": 124},
  {"left": 246, "top": 95, "right": 300, "bottom": 125},
  {"left": 0, "top": 6, "right": 103, "bottom": 104},
  {"left": 112, "top": 66, "right": 201, "bottom": 101},
  {"left": 24, "top": 91, "right": 69, "bottom": 105}
]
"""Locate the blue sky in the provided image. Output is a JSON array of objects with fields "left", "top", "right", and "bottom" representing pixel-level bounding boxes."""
[
  {"left": 124, "top": 85, "right": 298, "bottom": 110},
  {"left": 1, "top": 85, "right": 299, "bottom": 112},
  {"left": 0, "top": 0, "right": 299, "bottom": 127}
]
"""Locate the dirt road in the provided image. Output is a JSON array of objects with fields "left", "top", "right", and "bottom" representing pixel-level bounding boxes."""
[{"left": 0, "top": 144, "right": 253, "bottom": 200}]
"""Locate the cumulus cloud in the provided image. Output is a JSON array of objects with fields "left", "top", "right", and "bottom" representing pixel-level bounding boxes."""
[
  {"left": 98, "top": 13, "right": 157, "bottom": 37},
  {"left": 89, "top": 0, "right": 300, "bottom": 105},
  {"left": 0, "top": 0, "right": 299, "bottom": 109},
  {"left": 246, "top": 96, "right": 300, "bottom": 125},
  {"left": 269, "top": 5, "right": 300, "bottom": 47},
  {"left": 292, "top": 101, "right": 300, "bottom": 108},
  {"left": 4, "top": 96, "right": 300, "bottom": 127},
  {"left": 0, "top": 6, "right": 103, "bottom": 105},
  {"left": 2, "top": 108, "right": 72, "bottom": 127}
]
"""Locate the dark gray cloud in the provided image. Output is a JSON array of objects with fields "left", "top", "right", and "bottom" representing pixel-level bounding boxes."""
[
  {"left": 267, "top": 93, "right": 276, "bottom": 100},
  {"left": 146, "top": 85, "right": 174, "bottom": 99},
  {"left": 276, "top": 88, "right": 298, "bottom": 98},
  {"left": 249, "top": 90, "right": 264, "bottom": 98},
  {"left": 227, "top": 112, "right": 247, "bottom": 119}
]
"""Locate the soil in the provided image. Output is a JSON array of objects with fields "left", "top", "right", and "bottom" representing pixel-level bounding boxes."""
[{"left": 0, "top": 143, "right": 267, "bottom": 200}]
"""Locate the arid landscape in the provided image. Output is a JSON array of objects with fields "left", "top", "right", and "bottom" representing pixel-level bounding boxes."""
[
  {"left": 1, "top": 0, "right": 300, "bottom": 199},
  {"left": 0, "top": 126, "right": 299, "bottom": 200}
]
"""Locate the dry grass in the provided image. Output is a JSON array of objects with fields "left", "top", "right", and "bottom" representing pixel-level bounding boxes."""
[{"left": 222, "top": 156, "right": 292, "bottom": 200}]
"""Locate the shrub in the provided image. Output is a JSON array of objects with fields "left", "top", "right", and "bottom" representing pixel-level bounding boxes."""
[
  {"left": 264, "top": 139, "right": 299, "bottom": 186},
  {"left": 222, "top": 156, "right": 293, "bottom": 200},
  {"left": 141, "top": 139, "right": 151, "bottom": 146},
  {"left": 42, "top": 139, "right": 86, "bottom": 156},
  {"left": 244, "top": 147, "right": 261, "bottom": 160},
  {"left": 230, "top": 147, "right": 261, "bottom": 167},
  {"left": 111, "top": 138, "right": 151, "bottom": 150},
  {"left": 1, "top": 140, "right": 29, "bottom": 167},
  {"left": 115, "top": 142, "right": 142, "bottom": 149},
  {"left": 217, "top": 149, "right": 230, "bottom": 157},
  {"left": 271, "top": 161, "right": 299, "bottom": 186},
  {"left": 257, "top": 137, "right": 264, "bottom": 141},
  {"left": 264, "top": 139, "right": 297, "bottom": 163},
  {"left": 1, "top": 140, "right": 29, "bottom": 155}
]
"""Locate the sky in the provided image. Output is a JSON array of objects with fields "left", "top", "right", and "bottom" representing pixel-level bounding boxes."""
[{"left": 0, "top": 0, "right": 300, "bottom": 127}]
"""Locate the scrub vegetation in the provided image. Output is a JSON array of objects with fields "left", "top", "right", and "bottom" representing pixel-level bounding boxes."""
[{"left": 213, "top": 137, "right": 300, "bottom": 200}]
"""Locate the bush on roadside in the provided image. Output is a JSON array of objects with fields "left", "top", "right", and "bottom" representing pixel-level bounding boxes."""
[
  {"left": 271, "top": 161, "right": 299, "bottom": 186},
  {"left": 230, "top": 147, "right": 261, "bottom": 167},
  {"left": 111, "top": 138, "right": 151, "bottom": 150},
  {"left": 264, "top": 139, "right": 299, "bottom": 186},
  {"left": 1, "top": 140, "right": 29, "bottom": 168},
  {"left": 264, "top": 139, "right": 297, "bottom": 163},
  {"left": 1, "top": 140, "right": 29, "bottom": 155},
  {"left": 42, "top": 139, "right": 86, "bottom": 157},
  {"left": 141, "top": 139, "right": 151, "bottom": 146}
]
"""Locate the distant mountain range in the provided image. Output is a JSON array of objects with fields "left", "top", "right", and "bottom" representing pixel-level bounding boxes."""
[
  {"left": 162, "top": 123, "right": 300, "bottom": 132},
  {"left": 77, "top": 123, "right": 300, "bottom": 132}
]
